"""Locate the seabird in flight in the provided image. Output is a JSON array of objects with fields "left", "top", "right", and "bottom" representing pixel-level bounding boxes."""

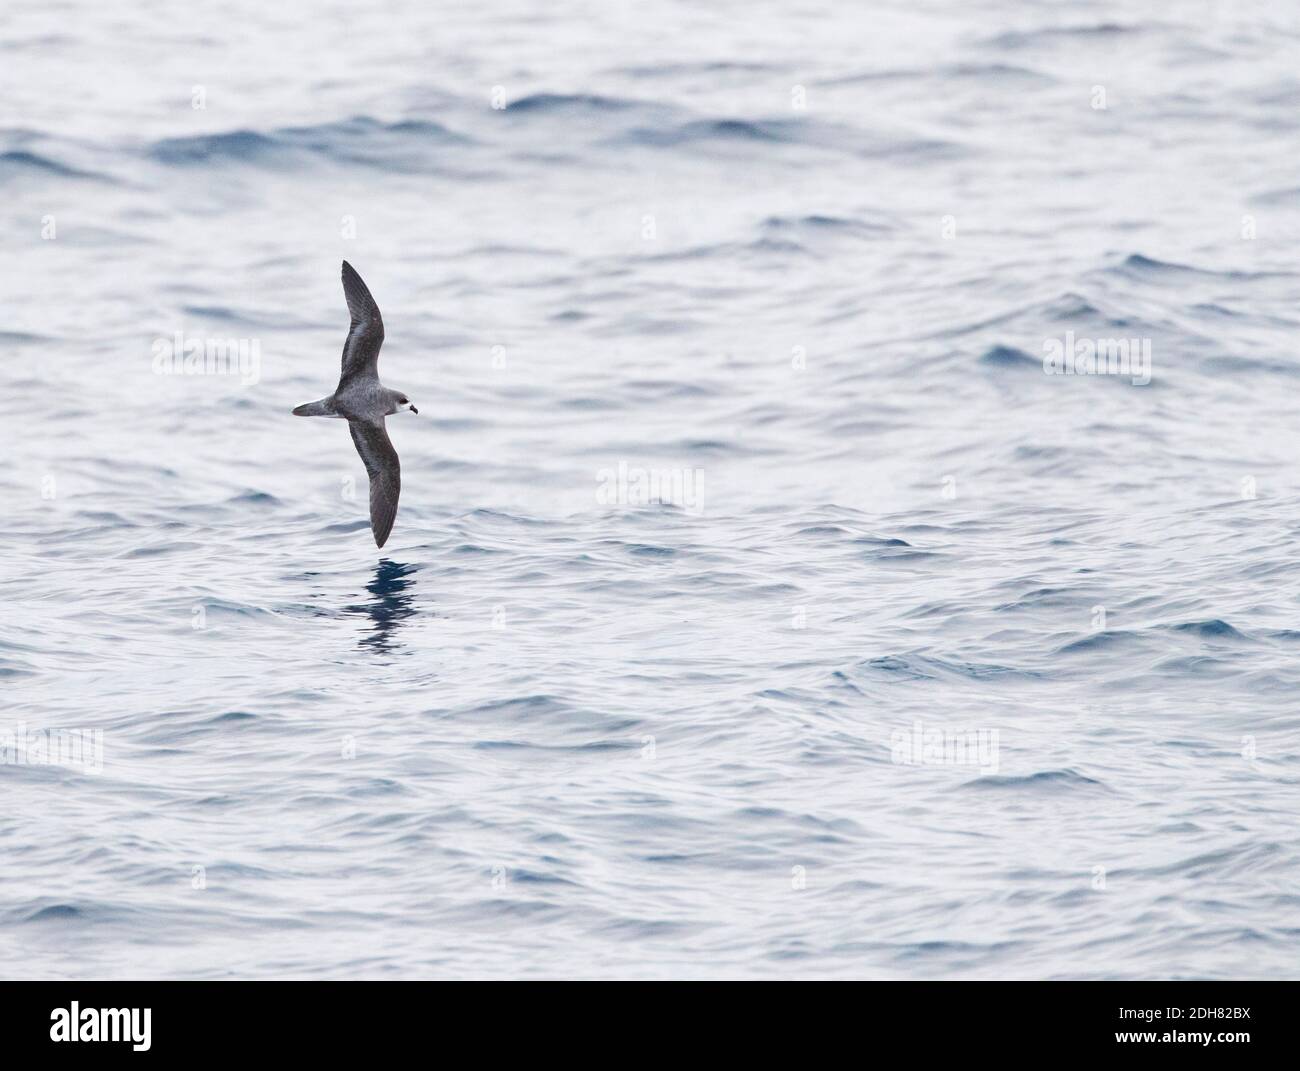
[{"left": 293, "top": 261, "right": 417, "bottom": 548}]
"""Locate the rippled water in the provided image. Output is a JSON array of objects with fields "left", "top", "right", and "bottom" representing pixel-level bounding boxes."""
[{"left": 4, "top": 1, "right": 1300, "bottom": 978}]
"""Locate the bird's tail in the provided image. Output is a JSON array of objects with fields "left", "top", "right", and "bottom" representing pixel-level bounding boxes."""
[{"left": 292, "top": 397, "right": 336, "bottom": 417}]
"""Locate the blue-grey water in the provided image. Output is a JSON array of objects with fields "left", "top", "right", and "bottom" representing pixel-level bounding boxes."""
[{"left": 4, "top": 1, "right": 1300, "bottom": 978}]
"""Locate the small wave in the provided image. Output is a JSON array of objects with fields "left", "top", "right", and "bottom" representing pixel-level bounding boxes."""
[
  {"left": 850, "top": 535, "right": 911, "bottom": 547},
  {"left": 460, "top": 694, "right": 571, "bottom": 719},
  {"left": 449, "top": 542, "right": 503, "bottom": 555},
  {"left": 613, "top": 61, "right": 776, "bottom": 79},
  {"left": 1129, "top": 842, "right": 1283, "bottom": 880},
  {"left": 1167, "top": 619, "right": 1247, "bottom": 640},
  {"left": 985, "top": 23, "right": 1141, "bottom": 49},
  {"left": 1056, "top": 630, "right": 1139, "bottom": 654},
  {"left": 505, "top": 92, "right": 641, "bottom": 114},
  {"left": 558, "top": 396, "right": 620, "bottom": 411},
  {"left": 959, "top": 769, "right": 1108, "bottom": 793},
  {"left": 761, "top": 214, "right": 894, "bottom": 238},
  {"left": 1203, "top": 354, "right": 1300, "bottom": 379},
  {"left": 1149, "top": 654, "right": 1235, "bottom": 678},
  {"left": 0, "top": 149, "right": 105, "bottom": 182},
  {"left": 226, "top": 490, "right": 280, "bottom": 507},
  {"left": 149, "top": 115, "right": 471, "bottom": 169},
  {"left": 151, "top": 128, "right": 278, "bottom": 163},
  {"left": 1115, "top": 252, "right": 1200, "bottom": 277},
  {"left": 614, "top": 117, "right": 960, "bottom": 160},
  {"left": 0, "top": 329, "right": 49, "bottom": 344},
  {"left": 212, "top": 710, "right": 259, "bottom": 723},
  {"left": 1108, "top": 253, "right": 1284, "bottom": 284},
  {"left": 1250, "top": 185, "right": 1300, "bottom": 207},
  {"left": 979, "top": 344, "right": 1039, "bottom": 368},
  {"left": 24, "top": 903, "right": 85, "bottom": 922},
  {"left": 1042, "top": 292, "right": 1107, "bottom": 322},
  {"left": 851, "top": 654, "right": 1038, "bottom": 683},
  {"left": 821, "top": 62, "right": 1055, "bottom": 88},
  {"left": 181, "top": 304, "right": 312, "bottom": 329},
  {"left": 624, "top": 543, "right": 677, "bottom": 557},
  {"left": 638, "top": 236, "right": 808, "bottom": 262},
  {"left": 622, "top": 380, "right": 719, "bottom": 400},
  {"left": 649, "top": 117, "right": 790, "bottom": 144},
  {"left": 793, "top": 524, "right": 852, "bottom": 538},
  {"left": 459, "top": 508, "right": 551, "bottom": 528}
]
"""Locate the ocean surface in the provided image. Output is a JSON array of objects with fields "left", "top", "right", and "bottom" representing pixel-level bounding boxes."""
[{"left": 4, "top": 1, "right": 1300, "bottom": 979}]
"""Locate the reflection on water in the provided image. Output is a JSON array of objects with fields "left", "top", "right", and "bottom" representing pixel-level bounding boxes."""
[{"left": 344, "top": 559, "right": 418, "bottom": 652}]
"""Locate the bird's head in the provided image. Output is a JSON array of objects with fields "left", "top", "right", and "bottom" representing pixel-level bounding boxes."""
[{"left": 393, "top": 393, "right": 418, "bottom": 415}]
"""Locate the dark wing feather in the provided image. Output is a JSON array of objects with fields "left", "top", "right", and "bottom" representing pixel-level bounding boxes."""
[
  {"left": 348, "top": 419, "right": 401, "bottom": 548},
  {"left": 338, "top": 261, "right": 385, "bottom": 388}
]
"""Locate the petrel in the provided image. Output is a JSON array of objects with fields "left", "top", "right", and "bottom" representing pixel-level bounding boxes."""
[{"left": 293, "top": 262, "right": 418, "bottom": 548}]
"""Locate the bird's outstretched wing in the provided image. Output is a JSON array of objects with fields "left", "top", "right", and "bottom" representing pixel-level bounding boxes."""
[
  {"left": 338, "top": 260, "right": 385, "bottom": 389},
  {"left": 348, "top": 419, "right": 401, "bottom": 548}
]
